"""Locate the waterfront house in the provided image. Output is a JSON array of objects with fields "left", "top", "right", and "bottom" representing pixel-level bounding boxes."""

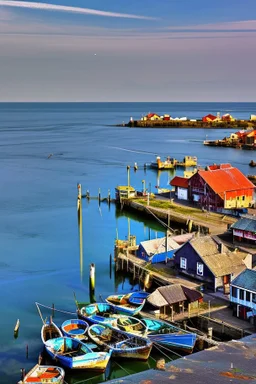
[
  {"left": 147, "top": 284, "right": 203, "bottom": 319},
  {"left": 222, "top": 113, "right": 235, "bottom": 122},
  {"left": 163, "top": 114, "right": 171, "bottom": 121},
  {"left": 188, "top": 164, "right": 255, "bottom": 213},
  {"left": 174, "top": 235, "right": 252, "bottom": 292},
  {"left": 137, "top": 236, "right": 180, "bottom": 264},
  {"left": 170, "top": 176, "right": 189, "bottom": 200},
  {"left": 230, "top": 214, "right": 256, "bottom": 247},
  {"left": 202, "top": 114, "right": 217, "bottom": 122},
  {"left": 230, "top": 269, "right": 256, "bottom": 322},
  {"left": 142, "top": 113, "right": 161, "bottom": 121}
]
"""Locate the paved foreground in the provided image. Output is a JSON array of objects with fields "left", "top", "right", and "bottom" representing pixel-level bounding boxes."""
[{"left": 108, "top": 334, "right": 256, "bottom": 384}]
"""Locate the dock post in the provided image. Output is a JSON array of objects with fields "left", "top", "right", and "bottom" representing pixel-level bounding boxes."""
[
  {"left": 77, "top": 184, "right": 84, "bottom": 281},
  {"left": 86, "top": 190, "right": 90, "bottom": 200},
  {"left": 109, "top": 253, "right": 112, "bottom": 279},
  {"left": 89, "top": 263, "right": 96, "bottom": 303},
  {"left": 127, "top": 165, "right": 130, "bottom": 187},
  {"left": 98, "top": 188, "right": 101, "bottom": 205},
  {"left": 108, "top": 189, "right": 111, "bottom": 206},
  {"left": 52, "top": 303, "right": 55, "bottom": 318},
  {"left": 147, "top": 192, "right": 150, "bottom": 206},
  {"left": 26, "top": 344, "right": 29, "bottom": 359}
]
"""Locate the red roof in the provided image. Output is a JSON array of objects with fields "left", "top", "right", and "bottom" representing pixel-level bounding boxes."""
[
  {"left": 147, "top": 113, "right": 159, "bottom": 118},
  {"left": 202, "top": 114, "right": 217, "bottom": 121},
  {"left": 198, "top": 165, "right": 255, "bottom": 199},
  {"left": 170, "top": 176, "right": 189, "bottom": 188}
]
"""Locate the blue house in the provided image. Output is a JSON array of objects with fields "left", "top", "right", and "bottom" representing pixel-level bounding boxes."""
[
  {"left": 230, "top": 269, "right": 256, "bottom": 322},
  {"left": 137, "top": 236, "right": 180, "bottom": 264},
  {"left": 174, "top": 235, "right": 251, "bottom": 292}
]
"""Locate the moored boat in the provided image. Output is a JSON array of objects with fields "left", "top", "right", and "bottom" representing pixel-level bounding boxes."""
[
  {"left": 150, "top": 156, "right": 177, "bottom": 170},
  {"left": 61, "top": 319, "right": 89, "bottom": 341},
  {"left": 18, "top": 364, "right": 65, "bottom": 384},
  {"left": 77, "top": 303, "right": 147, "bottom": 336},
  {"left": 44, "top": 336, "right": 111, "bottom": 371},
  {"left": 105, "top": 293, "right": 146, "bottom": 316},
  {"left": 88, "top": 324, "right": 152, "bottom": 360},
  {"left": 41, "top": 319, "right": 111, "bottom": 371},
  {"left": 141, "top": 318, "right": 197, "bottom": 353},
  {"left": 249, "top": 160, "right": 256, "bottom": 167},
  {"left": 247, "top": 174, "right": 256, "bottom": 185}
]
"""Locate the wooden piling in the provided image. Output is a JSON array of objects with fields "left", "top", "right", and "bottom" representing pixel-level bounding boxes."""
[
  {"left": 52, "top": 303, "right": 55, "bottom": 318},
  {"left": 127, "top": 165, "right": 130, "bottom": 187},
  {"left": 77, "top": 184, "right": 84, "bottom": 280},
  {"left": 98, "top": 188, "right": 101, "bottom": 204},
  {"left": 89, "top": 263, "right": 95, "bottom": 300},
  {"left": 109, "top": 253, "right": 112, "bottom": 279},
  {"left": 26, "top": 344, "right": 29, "bottom": 359},
  {"left": 14, "top": 319, "right": 20, "bottom": 338},
  {"left": 108, "top": 189, "right": 111, "bottom": 206}
]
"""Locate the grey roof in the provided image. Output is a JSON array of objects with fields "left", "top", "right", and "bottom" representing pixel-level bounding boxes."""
[
  {"left": 231, "top": 214, "right": 256, "bottom": 232},
  {"left": 147, "top": 289, "right": 169, "bottom": 307},
  {"left": 140, "top": 236, "right": 180, "bottom": 257},
  {"left": 189, "top": 235, "right": 249, "bottom": 277},
  {"left": 158, "top": 285, "right": 187, "bottom": 305},
  {"left": 231, "top": 268, "right": 256, "bottom": 292}
]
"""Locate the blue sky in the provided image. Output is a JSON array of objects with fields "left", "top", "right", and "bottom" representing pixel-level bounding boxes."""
[{"left": 0, "top": 0, "right": 256, "bottom": 101}]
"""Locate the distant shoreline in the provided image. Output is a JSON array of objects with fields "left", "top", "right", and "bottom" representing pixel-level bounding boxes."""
[{"left": 119, "top": 120, "right": 256, "bottom": 129}]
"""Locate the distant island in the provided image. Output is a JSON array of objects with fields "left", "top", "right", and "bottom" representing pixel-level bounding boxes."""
[{"left": 120, "top": 112, "right": 256, "bottom": 129}]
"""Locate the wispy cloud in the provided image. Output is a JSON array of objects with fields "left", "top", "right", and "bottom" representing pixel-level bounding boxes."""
[
  {"left": 166, "top": 20, "right": 256, "bottom": 32},
  {"left": 0, "top": 0, "right": 156, "bottom": 20}
]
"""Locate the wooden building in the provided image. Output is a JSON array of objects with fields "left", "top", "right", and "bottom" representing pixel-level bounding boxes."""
[
  {"left": 230, "top": 269, "right": 256, "bottom": 322},
  {"left": 188, "top": 164, "right": 255, "bottom": 213},
  {"left": 147, "top": 284, "right": 203, "bottom": 319},
  {"left": 170, "top": 176, "right": 189, "bottom": 200},
  {"left": 230, "top": 214, "right": 256, "bottom": 247},
  {"left": 137, "top": 236, "right": 180, "bottom": 264},
  {"left": 174, "top": 235, "right": 252, "bottom": 292}
]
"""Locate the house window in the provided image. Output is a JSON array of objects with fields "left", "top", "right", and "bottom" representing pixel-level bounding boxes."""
[
  {"left": 180, "top": 257, "right": 187, "bottom": 269},
  {"left": 197, "top": 262, "right": 204, "bottom": 276},
  {"left": 237, "top": 196, "right": 239, "bottom": 200},
  {"left": 246, "top": 291, "right": 250, "bottom": 302},
  {"left": 231, "top": 286, "right": 237, "bottom": 298},
  {"left": 239, "top": 289, "right": 244, "bottom": 300},
  {"left": 242, "top": 196, "right": 245, "bottom": 201},
  {"left": 252, "top": 293, "right": 256, "bottom": 304}
]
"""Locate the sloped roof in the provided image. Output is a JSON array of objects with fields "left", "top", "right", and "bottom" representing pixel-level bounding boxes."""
[
  {"left": 171, "top": 233, "right": 195, "bottom": 245},
  {"left": 203, "top": 114, "right": 217, "bottom": 120},
  {"left": 147, "top": 284, "right": 202, "bottom": 307},
  {"left": 189, "top": 235, "right": 249, "bottom": 277},
  {"left": 140, "top": 236, "right": 180, "bottom": 257},
  {"left": 147, "top": 289, "right": 169, "bottom": 307},
  {"left": 231, "top": 269, "right": 256, "bottom": 292},
  {"left": 181, "top": 285, "right": 203, "bottom": 303},
  {"left": 170, "top": 176, "right": 189, "bottom": 188},
  {"left": 198, "top": 166, "right": 255, "bottom": 199},
  {"left": 231, "top": 214, "right": 256, "bottom": 232}
]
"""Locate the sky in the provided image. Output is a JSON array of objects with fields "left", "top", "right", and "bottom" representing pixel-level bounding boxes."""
[{"left": 0, "top": 0, "right": 256, "bottom": 101}]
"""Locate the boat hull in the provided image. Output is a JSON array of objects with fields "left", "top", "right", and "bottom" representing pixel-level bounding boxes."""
[
  {"left": 18, "top": 364, "right": 65, "bottom": 384},
  {"left": 148, "top": 333, "right": 196, "bottom": 353},
  {"left": 45, "top": 337, "right": 111, "bottom": 371},
  {"left": 61, "top": 319, "right": 89, "bottom": 340}
]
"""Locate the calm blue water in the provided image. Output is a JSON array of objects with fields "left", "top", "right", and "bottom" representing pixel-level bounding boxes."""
[{"left": 0, "top": 102, "right": 255, "bottom": 384}]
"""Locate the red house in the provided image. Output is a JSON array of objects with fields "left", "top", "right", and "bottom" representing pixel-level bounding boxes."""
[
  {"left": 188, "top": 164, "right": 255, "bottom": 213},
  {"left": 202, "top": 114, "right": 217, "bottom": 122}
]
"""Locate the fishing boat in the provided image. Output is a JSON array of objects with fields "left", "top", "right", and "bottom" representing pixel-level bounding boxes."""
[
  {"left": 18, "top": 364, "right": 65, "bottom": 384},
  {"left": 42, "top": 319, "right": 111, "bottom": 371},
  {"left": 88, "top": 324, "right": 152, "bottom": 360},
  {"left": 141, "top": 318, "right": 197, "bottom": 353},
  {"left": 150, "top": 156, "right": 177, "bottom": 170},
  {"left": 77, "top": 303, "right": 147, "bottom": 336},
  {"left": 61, "top": 319, "right": 89, "bottom": 340},
  {"left": 105, "top": 292, "right": 147, "bottom": 316},
  {"left": 44, "top": 336, "right": 111, "bottom": 371}
]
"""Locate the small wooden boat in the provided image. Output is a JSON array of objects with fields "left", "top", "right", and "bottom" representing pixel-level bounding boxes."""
[
  {"left": 249, "top": 160, "right": 256, "bottom": 167},
  {"left": 247, "top": 174, "right": 256, "bottom": 185},
  {"left": 77, "top": 303, "right": 148, "bottom": 336},
  {"left": 61, "top": 319, "right": 89, "bottom": 340},
  {"left": 42, "top": 319, "right": 111, "bottom": 371},
  {"left": 18, "top": 364, "right": 65, "bottom": 384},
  {"left": 88, "top": 324, "right": 152, "bottom": 360},
  {"left": 44, "top": 336, "right": 111, "bottom": 371},
  {"left": 141, "top": 318, "right": 197, "bottom": 353},
  {"left": 105, "top": 292, "right": 146, "bottom": 316}
]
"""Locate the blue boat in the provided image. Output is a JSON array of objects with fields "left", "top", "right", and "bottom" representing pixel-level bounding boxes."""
[
  {"left": 88, "top": 324, "right": 153, "bottom": 360},
  {"left": 77, "top": 303, "right": 147, "bottom": 336},
  {"left": 105, "top": 293, "right": 146, "bottom": 316},
  {"left": 41, "top": 320, "right": 111, "bottom": 371},
  {"left": 141, "top": 318, "right": 197, "bottom": 353},
  {"left": 61, "top": 319, "right": 89, "bottom": 341}
]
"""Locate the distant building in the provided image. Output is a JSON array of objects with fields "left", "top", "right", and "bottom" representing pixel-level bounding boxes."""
[
  {"left": 170, "top": 176, "right": 189, "bottom": 200},
  {"left": 115, "top": 186, "right": 136, "bottom": 201},
  {"left": 142, "top": 113, "right": 161, "bottom": 121},
  {"left": 222, "top": 113, "right": 235, "bottom": 122},
  {"left": 202, "top": 114, "right": 217, "bottom": 122},
  {"left": 137, "top": 236, "right": 180, "bottom": 264},
  {"left": 188, "top": 164, "right": 255, "bottom": 213},
  {"left": 230, "top": 214, "right": 256, "bottom": 247},
  {"left": 174, "top": 235, "right": 252, "bottom": 292},
  {"left": 250, "top": 114, "right": 256, "bottom": 121},
  {"left": 230, "top": 269, "right": 256, "bottom": 322}
]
